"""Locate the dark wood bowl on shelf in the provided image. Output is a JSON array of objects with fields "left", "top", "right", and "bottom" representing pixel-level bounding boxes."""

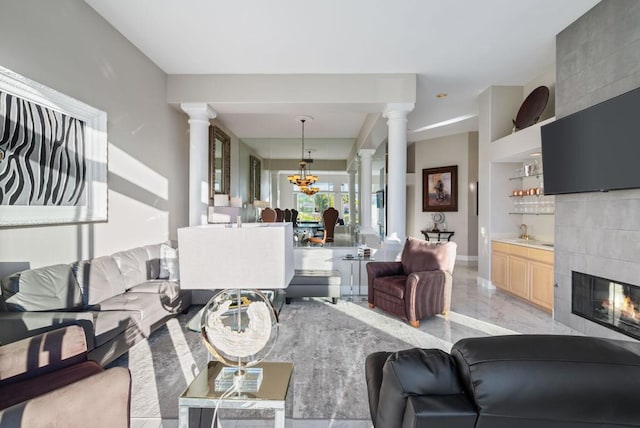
[{"left": 513, "top": 86, "right": 549, "bottom": 131}]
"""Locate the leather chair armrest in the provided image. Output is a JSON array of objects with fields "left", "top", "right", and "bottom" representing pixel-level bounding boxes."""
[
  {"left": 375, "top": 348, "right": 466, "bottom": 428},
  {"left": 405, "top": 270, "right": 453, "bottom": 320},
  {"left": 365, "top": 351, "right": 392, "bottom": 423},
  {"left": 0, "top": 367, "right": 131, "bottom": 428},
  {"left": 366, "top": 261, "right": 403, "bottom": 304},
  {"left": 0, "top": 325, "right": 87, "bottom": 387}
]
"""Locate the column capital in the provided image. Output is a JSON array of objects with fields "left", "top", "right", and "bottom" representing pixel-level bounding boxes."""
[
  {"left": 181, "top": 103, "right": 217, "bottom": 123},
  {"left": 383, "top": 103, "right": 415, "bottom": 119},
  {"left": 358, "top": 149, "right": 376, "bottom": 159}
]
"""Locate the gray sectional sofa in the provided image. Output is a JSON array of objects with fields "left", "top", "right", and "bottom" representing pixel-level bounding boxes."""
[{"left": 0, "top": 242, "right": 191, "bottom": 366}]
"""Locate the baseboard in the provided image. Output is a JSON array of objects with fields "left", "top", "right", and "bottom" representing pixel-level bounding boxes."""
[{"left": 456, "top": 255, "right": 478, "bottom": 264}]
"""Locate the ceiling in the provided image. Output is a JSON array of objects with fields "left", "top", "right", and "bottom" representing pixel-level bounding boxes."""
[{"left": 84, "top": 0, "right": 600, "bottom": 160}]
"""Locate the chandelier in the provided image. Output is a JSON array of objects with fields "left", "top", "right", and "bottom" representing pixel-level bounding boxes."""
[{"left": 288, "top": 117, "right": 319, "bottom": 195}]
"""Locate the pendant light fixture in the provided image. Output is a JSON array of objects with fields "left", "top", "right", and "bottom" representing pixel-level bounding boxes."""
[{"left": 288, "top": 116, "right": 319, "bottom": 195}]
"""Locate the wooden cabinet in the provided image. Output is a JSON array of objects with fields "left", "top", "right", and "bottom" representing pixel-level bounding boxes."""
[
  {"left": 529, "top": 261, "right": 554, "bottom": 309},
  {"left": 509, "top": 256, "right": 529, "bottom": 299},
  {"left": 491, "top": 241, "right": 554, "bottom": 311},
  {"left": 491, "top": 251, "right": 508, "bottom": 290}
]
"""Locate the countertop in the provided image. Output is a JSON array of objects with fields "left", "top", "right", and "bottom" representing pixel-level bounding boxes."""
[{"left": 492, "top": 238, "right": 554, "bottom": 251}]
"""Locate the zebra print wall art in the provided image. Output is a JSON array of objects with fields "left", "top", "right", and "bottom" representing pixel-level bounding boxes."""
[{"left": 0, "top": 66, "right": 107, "bottom": 226}]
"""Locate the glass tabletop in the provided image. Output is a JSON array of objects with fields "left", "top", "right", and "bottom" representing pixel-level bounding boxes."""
[{"left": 181, "top": 360, "right": 294, "bottom": 401}]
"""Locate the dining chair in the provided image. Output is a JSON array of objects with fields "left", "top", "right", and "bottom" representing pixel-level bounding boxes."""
[
  {"left": 306, "top": 207, "right": 339, "bottom": 246},
  {"left": 275, "top": 208, "right": 284, "bottom": 222},
  {"left": 261, "top": 207, "right": 277, "bottom": 222}
]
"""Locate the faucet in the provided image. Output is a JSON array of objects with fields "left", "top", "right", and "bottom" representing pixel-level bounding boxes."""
[{"left": 519, "top": 224, "right": 530, "bottom": 240}]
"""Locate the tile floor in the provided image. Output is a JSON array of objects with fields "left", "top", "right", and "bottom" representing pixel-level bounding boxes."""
[{"left": 131, "top": 263, "right": 579, "bottom": 428}]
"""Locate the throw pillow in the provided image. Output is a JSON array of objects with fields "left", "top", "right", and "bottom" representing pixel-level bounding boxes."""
[{"left": 160, "top": 244, "right": 180, "bottom": 281}]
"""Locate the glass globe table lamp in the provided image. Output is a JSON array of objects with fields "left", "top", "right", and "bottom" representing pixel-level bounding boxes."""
[
  {"left": 178, "top": 223, "right": 294, "bottom": 394},
  {"left": 200, "top": 289, "right": 279, "bottom": 392}
]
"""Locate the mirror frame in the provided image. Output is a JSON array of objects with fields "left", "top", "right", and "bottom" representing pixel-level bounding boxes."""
[{"left": 209, "top": 125, "right": 231, "bottom": 200}]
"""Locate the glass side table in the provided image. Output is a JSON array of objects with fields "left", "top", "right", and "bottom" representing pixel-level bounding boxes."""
[
  {"left": 179, "top": 360, "right": 293, "bottom": 428},
  {"left": 342, "top": 256, "right": 375, "bottom": 301}
]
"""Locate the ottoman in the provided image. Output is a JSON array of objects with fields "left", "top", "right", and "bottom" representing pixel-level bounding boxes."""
[{"left": 285, "top": 269, "right": 341, "bottom": 304}]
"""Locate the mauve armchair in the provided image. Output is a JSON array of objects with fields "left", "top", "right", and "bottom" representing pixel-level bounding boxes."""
[
  {"left": 0, "top": 325, "right": 131, "bottom": 427},
  {"left": 367, "top": 238, "right": 456, "bottom": 327}
]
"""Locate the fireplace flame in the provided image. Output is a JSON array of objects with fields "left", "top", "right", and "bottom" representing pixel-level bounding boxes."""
[{"left": 602, "top": 296, "right": 639, "bottom": 320}]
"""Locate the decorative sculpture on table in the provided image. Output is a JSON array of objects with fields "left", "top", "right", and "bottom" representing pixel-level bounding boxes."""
[{"left": 431, "top": 212, "right": 445, "bottom": 232}]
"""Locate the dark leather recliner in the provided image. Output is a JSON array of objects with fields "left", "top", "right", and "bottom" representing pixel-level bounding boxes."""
[
  {"left": 367, "top": 237, "right": 456, "bottom": 327},
  {"left": 366, "top": 334, "right": 640, "bottom": 428}
]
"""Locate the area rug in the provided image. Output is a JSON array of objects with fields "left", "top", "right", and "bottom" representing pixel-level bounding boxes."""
[{"left": 108, "top": 299, "right": 450, "bottom": 420}]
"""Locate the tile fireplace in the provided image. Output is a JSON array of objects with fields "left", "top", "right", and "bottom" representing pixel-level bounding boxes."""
[{"left": 572, "top": 271, "right": 640, "bottom": 340}]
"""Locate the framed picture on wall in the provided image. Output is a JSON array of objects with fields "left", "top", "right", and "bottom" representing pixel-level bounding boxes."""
[
  {"left": 0, "top": 66, "right": 108, "bottom": 226},
  {"left": 422, "top": 165, "right": 458, "bottom": 212}
]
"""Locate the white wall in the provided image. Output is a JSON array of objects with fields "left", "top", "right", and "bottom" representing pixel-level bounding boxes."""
[
  {"left": 0, "top": 0, "right": 187, "bottom": 271},
  {"left": 167, "top": 74, "right": 416, "bottom": 106},
  {"left": 411, "top": 132, "right": 478, "bottom": 259},
  {"left": 477, "top": 78, "right": 553, "bottom": 285},
  {"left": 524, "top": 66, "right": 556, "bottom": 122},
  {"left": 467, "top": 133, "right": 479, "bottom": 255}
]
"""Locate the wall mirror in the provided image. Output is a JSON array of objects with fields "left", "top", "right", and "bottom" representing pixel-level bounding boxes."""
[
  {"left": 249, "top": 155, "right": 261, "bottom": 202},
  {"left": 209, "top": 125, "right": 231, "bottom": 200}
]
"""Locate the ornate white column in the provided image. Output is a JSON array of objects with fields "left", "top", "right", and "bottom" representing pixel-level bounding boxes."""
[
  {"left": 383, "top": 103, "right": 414, "bottom": 241},
  {"left": 348, "top": 170, "right": 356, "bottom": 228},
  {"left": 359, "top": 149, "right": 376, "bottom": 233},
  {"left": 181, "top": 103, "right": 216, "bottom": 226}
]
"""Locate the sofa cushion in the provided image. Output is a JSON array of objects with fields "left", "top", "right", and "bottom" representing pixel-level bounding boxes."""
[
  {"left": 93, "top": 292, "right": 180, "bottom": 337},
  {"left": 1, "top": 265, "right": 83, "bottom": 312},
  {"left": 111, "top": 247, "right": 150, "bottom": 289},
  {"left": 127, "top": 280, "right": 180, "bottom": 303},
  {"left": 401, "top": 238, "right": 456, "bottom": 276},
  {"left": 452, "top": 335, "right": 640, "bottom": 426},
  {"left": 404, "top": 395, "right": 477, "bottom": 428},
  {"left": 0, "top": 360, "right": 103, "bottom": 411},
  {"left": 143, "top": 243, "right": 167, "bottom": 280},
  {"left": 290, "top": 270, "right": 341, "bottom": 286},
  {"left": 159, "top": 244, "right": 179, "bottom": 281},
  {"left": 90, "top": 310, "right": 141, "bottom": 348},
  {"left": 373, "top": 276, "right": 407, "bottom": 300},
  {"left": 72, "top": 256, "right": 126, "bottom": 306}
]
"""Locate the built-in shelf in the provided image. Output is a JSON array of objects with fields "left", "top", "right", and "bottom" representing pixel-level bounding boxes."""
[
  {"left": 509, "top": 212, "right": 554, "bottom": 215},
  {"left": 490, "top": 117, "right": 555, "bottom": 162},
  {"left": 509, "top": 173, "right": 543, "bottom": 181}
]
